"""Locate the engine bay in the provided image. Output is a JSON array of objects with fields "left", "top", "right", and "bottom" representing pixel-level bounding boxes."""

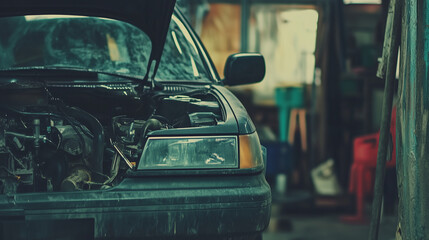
[{"left": 0, "top": 84, "right": 223, "bottom": 194}]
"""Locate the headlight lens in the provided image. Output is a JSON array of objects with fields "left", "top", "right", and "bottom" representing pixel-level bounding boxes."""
[{"left": 138, "top": 136, "right": 238, "bottom": 170}]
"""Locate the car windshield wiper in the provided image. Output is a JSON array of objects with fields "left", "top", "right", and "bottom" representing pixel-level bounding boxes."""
[{"left": 0, "top": 66, "right": 146, "bottom": 82}]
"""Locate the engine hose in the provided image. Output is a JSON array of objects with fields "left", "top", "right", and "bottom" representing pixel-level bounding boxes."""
[
  {"left": 103, "top": 153, "right": 121, "bottom": 185},
  {"left": 137, "top": 118, "right": 162, "bottom": 148},
  {"left": 0, "top": 105, "right": 63, "bottom": 119},
  {"left": 61, "top": 107, "right": 105, "bottom": 174}
]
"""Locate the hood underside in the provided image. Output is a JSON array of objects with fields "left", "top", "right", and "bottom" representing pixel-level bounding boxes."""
[{"left": 0, "top": 0, "right": 176, "bottom": 79}]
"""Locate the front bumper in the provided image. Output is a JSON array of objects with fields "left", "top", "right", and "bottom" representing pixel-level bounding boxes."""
[{"left": 0, "top": 173, "right": 271, "bottom": 239}]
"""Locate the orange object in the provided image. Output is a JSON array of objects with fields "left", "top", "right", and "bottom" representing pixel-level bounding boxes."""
[
  {"left": 239, "top": 132, "right": 264, "bottom": 169},
  {"left": 288, "top": 108, "right": 307, "bottom": 152}
]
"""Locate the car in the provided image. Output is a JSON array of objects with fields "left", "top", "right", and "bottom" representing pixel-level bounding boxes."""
[{"left": 0, "top": 0, "right": 271, "bottom": 239}]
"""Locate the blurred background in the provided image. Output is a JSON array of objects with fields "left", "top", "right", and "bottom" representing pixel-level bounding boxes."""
[{"left": 177, "top": 0, "right": 397, "bottom": 239}]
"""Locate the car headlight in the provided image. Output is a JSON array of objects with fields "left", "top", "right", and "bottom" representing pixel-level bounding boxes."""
[
  {"left": 138, "top": 136, "right": 238, "bottom": 169},
  {"left": 137, "top": 132, "right": 264, "bottom": 170}
]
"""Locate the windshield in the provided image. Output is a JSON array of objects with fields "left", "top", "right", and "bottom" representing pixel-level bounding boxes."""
[
  {"left": 0, "top": 15, "right": 152, "bottom": 77},
  {"left": 156, "top": 15, "right": 211, "bottom": 82}
]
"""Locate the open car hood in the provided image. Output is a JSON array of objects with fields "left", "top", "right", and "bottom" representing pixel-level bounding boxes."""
[{"left": 0, "top": 0, "right": 176, "bottom": 80}]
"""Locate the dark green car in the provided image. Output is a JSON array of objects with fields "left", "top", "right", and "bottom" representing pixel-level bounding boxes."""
[{"left": 0, "top": 1, "right": 271, "bottom": 239}]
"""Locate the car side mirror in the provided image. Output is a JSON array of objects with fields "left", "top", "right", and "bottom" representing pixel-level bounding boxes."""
[{"left": 223, "top": 53, "right": 265, "bottom": 86}]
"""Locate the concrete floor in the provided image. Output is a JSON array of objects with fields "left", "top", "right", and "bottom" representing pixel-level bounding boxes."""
[{"left": 263, "top": 214, "right": 397, "bottom": 240}]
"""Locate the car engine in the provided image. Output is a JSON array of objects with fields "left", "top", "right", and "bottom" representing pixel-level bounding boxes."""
[{"left": 0, "top": 86, "right": 222, "bottom": 194}]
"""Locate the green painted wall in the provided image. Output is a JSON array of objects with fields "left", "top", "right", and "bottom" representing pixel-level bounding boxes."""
[{"left": 397, "top": 0, "right": 429, "bottom": 239}]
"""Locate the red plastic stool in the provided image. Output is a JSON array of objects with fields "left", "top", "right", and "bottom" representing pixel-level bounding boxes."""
[{"left": 341, "top": 108, "right": 396, "bottom": 224}]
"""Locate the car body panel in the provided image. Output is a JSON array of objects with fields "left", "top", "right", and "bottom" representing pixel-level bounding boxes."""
[
  {"left": 0, "top": 173, "right": 271, "bottom": 239},
  {"left": 212, "top": 85, "right": 257, "bottom": 135}
]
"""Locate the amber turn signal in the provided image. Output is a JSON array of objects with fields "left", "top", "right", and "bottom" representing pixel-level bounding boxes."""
[{"left": 239, "top": 132, "right": 264, "bottom": 169}]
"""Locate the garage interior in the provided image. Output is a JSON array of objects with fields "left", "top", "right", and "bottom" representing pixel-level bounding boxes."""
[{"left": 177, "top": 0, "right": 424, "bottom": 239}]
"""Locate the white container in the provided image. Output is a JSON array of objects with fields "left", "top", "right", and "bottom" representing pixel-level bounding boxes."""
[{"left": 311, "top": 159, "right": 342, "bottom": 195}]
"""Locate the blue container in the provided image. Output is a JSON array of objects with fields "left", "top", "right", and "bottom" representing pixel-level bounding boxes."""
[{"left": 262, "top": 141, "right": 294, "bottom": 176}]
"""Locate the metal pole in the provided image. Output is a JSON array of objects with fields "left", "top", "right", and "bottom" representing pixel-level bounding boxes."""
[
  {"left": 240, "top": 0, "right": 249, "bottom": 52},
  {"left": 368, "top": 0, "right": 402, "bottom": 239}
]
